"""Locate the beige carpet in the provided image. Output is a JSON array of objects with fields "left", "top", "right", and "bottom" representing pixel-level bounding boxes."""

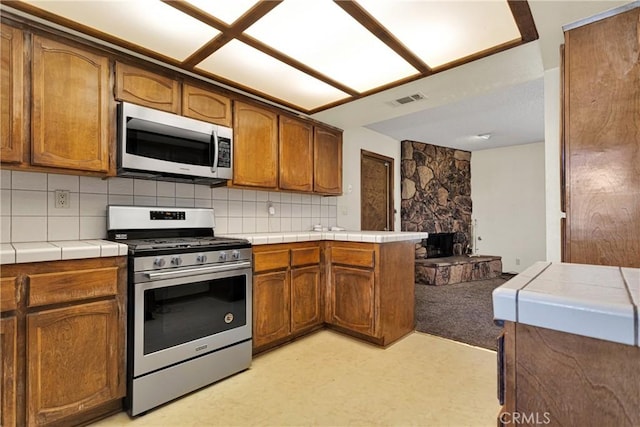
[{"left": 92, "top": 330, "right": 498, "bottom": 426}]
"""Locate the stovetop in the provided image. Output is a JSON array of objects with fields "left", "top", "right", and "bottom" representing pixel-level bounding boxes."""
[{"left": 123, "top": 236, "right": 250, "bottom": 251}]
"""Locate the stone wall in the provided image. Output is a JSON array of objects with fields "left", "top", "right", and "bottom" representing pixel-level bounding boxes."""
[{"left": 401, "top": 141, "right": 472, "bottom": 257}]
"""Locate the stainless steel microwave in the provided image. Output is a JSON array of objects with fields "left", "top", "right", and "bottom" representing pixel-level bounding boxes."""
[{"left": 117, "top": 102, "right": 232, "bottom": 184}]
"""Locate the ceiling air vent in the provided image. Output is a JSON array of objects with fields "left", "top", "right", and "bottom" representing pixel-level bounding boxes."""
[{"left": 388, "top": 92, "right": 426, "bottom": 107}]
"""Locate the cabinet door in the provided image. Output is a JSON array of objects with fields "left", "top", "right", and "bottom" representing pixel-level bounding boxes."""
[
  {"left": 279, "top": 116, "right": 313, "bottom": 192},
  {"left": 1, "top": 24, "right": 23, "bottom": 164},
  {"left": 26, "top": 299, "right": 121, "bottom": 426},
  {"left": 329, "top": 265, "right": 375, "bottom": 336},
  {"left": 115, "top": 62, "right": 179, "bottom": 113},
  {"left": 1, "top": 316, "right": 17, "bottom": 427},
  {"left": 32, "top": 36, "right": 110, "bottom": 173},
  {"left": 290, "top": 265, "right": 322, "bottom": 333},
  {"left": 182, "top": 83, "right": 232, "bottom": 127},
  {"left": 314, "top": 126, "right": 342, "bottom": 195},
  {"left": 233, "top": 102, "right": 278, "bottom": 188},
  {"left": 253, "top": 271, "right": 290, "bottom": 349}
]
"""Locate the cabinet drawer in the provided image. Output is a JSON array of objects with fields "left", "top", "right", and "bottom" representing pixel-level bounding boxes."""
[
  {"left": 254, "top": 250, "right": 290, "bottom": 273},
  {"left": 27, "top": 267, "right": 118, "bottom": 307},
  {"left": 291, "top": 246, "right": 320, "bottom": 267},
  {"left": 0, "top": 277, "right": 17, "bottom": 312},
  {"left": 331, "top": 247, "right": 375, "bottom": 268}
]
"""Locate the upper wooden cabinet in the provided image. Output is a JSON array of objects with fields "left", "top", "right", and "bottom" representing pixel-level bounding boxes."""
[
  {"left": 314, "top": 126, "right": 343, "bottom": 195},
  {"left": 279, "top": 116, "right": 313, "bottom": 192},
  {"left": 562, "top": 6, "right": 640, "bottom": 268},
  {"left": 233, "top": 101, "right": 279, "bottom": 188},
  {"left": 31, "top": 35, "right": 111, "bottom": 173},
  {"left": 115, "top": 61, "right": 179, "bottom": 113},
  {"left": 182, "top": 83, "right": 232, "bottom": 127},
  {"left": 1, "top": 24, "right": 24, "bottom": 165}
]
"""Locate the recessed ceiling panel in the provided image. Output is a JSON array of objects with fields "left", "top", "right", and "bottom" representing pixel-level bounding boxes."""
[
  {"left": 24, "top": 0, "right": 220, "bottom": 61},
  {"left": 358, "top": 0, "right": 522, "bottom": 69},
  {"left": 184, "top": 0, "right": 259, "bottom": 25},
  {"left": 196, "top": 40, "right": 350, "bottom": 111},
  {"left": 244, "top": 0, "right": 419, "bottom": 92}
]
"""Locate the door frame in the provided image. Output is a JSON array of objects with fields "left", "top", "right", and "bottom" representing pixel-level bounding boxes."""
[{"left": 360, "top": 150, "right": 394, "bottom": 231}]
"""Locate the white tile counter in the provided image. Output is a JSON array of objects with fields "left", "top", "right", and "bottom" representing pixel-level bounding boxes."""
[
  {"left": 222, "top": 231, "right": 428, "bottom": 245},
  {"left": 493, "top": 261, "right": 640, "bottom": 346},
  {"left": 1, "top": 240, "right": 128, "bottom": 264}
]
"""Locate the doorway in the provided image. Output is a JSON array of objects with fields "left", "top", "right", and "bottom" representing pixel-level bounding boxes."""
[{"left": 361, "top": 150, "right": 394, "bottom": 231}]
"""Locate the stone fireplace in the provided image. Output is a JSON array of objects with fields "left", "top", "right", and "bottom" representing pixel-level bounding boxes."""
[
  {"left": 400, "top": 141, "right": 472, "bottom": 257},
  {"left": 400, "top": 140, "right": 502, "bottom": 285}
]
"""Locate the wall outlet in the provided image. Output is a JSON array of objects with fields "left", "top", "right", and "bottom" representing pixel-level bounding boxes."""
[
  {"left": 515, "top": 258, "right": 521, "bottom": 266},
  {"left": 55, "top": 190, "right": 70, "bottom": 209}
]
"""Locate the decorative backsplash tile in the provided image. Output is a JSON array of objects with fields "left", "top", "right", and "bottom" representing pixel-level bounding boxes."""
[{"left": 0, "top": 171, "right": 338, "bottom": 243}]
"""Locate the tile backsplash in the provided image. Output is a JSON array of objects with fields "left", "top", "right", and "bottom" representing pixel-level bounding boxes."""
[{"left": 0, "top": 170, "right": 338, "bottom": 243}]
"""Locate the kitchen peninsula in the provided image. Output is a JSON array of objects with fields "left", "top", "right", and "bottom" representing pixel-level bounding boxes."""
[
  {"left": 224, "top": 231, "right": 427, "bottom": 353},
  {"left": 493, "top": 262, "right": 640, "bottom": 426}
]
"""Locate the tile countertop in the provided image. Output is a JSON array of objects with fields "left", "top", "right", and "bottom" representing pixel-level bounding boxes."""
[
  {"left": 222, "top": 230, "right": 428, "bottom": 245},
  {"left": 493, "top": 261, "right": 640, "bottom": 347},
  {"left": 1, "top": 240, "right": 129, "bottom": 264}
]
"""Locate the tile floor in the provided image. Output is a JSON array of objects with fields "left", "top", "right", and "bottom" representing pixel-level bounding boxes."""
[{"left": 92, "top": 330, "right": 498, "bottom": 426}]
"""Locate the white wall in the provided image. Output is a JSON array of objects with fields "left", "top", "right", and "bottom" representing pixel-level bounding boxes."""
[
  {"left": 471, "top": 142, "right": 547, "bottom": 273},
  {"left": 337, "top": 127, "right": 402, "bottom": 231},
  {"left": 544, "top": 68, "right": 563, "bottom": 262}
]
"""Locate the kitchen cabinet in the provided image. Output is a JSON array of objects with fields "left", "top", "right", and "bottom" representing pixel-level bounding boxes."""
[
  {"left": 252, "top": 243, "right": 322, "bottom": 353},
  {"left": 562, "top": 6, "right": 640, "bottom": 267},
  {"left": 182, "top": 83, "right": 232, "bottom": 127},
  {"left": 233, "top": 101, "right": 279, "bottom": 189},
  {"left": 497, "top": 321, "right": 640, "bottom": 426},
  {"left": 326, "top": 241, "right": 414, "bottom": 346},
  {"left": 279, "top": 116, "right": 313, "bottom": 192},
  {"left": 1, "top": 276, "right": 18, "bottom": 427},
  {"left": 31, "top": 35, "right": 112, "bottom": 173},
  {"left": 1, "top": 257, "right": 126, "bottom": 426},
  {"left": 313, "top": 126, "right": 342, "bottom": 195},
  {"left": 115, "top": 61, "right": 180, "bottom": 113},
  {"left": 1, "top": 23, "right": 24, "bottom": 165}
]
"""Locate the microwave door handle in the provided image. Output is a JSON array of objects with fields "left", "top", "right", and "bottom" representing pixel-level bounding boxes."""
[{"left": 211, "top": 130, "right": 219, "bottom": 174}]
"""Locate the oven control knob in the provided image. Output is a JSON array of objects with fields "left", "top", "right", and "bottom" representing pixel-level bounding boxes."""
[
  {"left": 196, "top": 254, "right": 208, "bottom": 263},
  {"left": 218, "top": 252, "right": 228, "bottom": 261},
  {"left": 231, "top": 250, "right": 240, "bottom": 260},
  {"left": 171, "top": 256, "right": 183, "bottom": 266},
  {"left": 154, "top": 258, "right": 166, "bottom": 268}
]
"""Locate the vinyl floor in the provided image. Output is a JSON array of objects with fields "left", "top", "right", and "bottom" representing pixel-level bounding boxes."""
[{"left": 91, "top": 330, "right": 498, "bottom": 427}]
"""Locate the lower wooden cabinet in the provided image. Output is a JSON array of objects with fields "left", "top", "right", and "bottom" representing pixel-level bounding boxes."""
[
  {"left": 497, "top": 321, "right": 640, "bottom": 426},
  {"left": 326, "top": 241, "right": 415, "bottom": 346},
  {"left": 1, "top": 257, "right": 126, "bottom": 426},
  {"left": 253, "top": 242, "right": 323, "bottom": 353},
  {"left": 1, "top": 316, "right": 17, "bottom": 427}
]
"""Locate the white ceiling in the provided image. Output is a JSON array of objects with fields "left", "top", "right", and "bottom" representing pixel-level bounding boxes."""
[{"left": 313, "top": 0, "right": 634, "bottom": 151}]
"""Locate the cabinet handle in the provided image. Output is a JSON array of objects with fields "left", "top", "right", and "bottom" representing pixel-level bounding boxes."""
[{"left": 497, "top": 332, "right": 505, "bottom": 405}]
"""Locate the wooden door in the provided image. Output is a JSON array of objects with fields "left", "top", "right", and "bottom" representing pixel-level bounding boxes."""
[
  {"left": 361, "top": 150, "right": 394, "bottom": 231},
  {"left": 26, "top": 299, "right": 120, "bottom": 426},
  {"left": 1, "top": 316, "right": 17, "bottom": 427},
  {"left": 313, "top": 126, "right": 342, "bottom": 195},
  {"left": 253, "top": 271, "right": 290, "bottom": 348},
  {"left": 329, "top": 265, "right": 375, "bottom": 336},
  {"left": 279, "top": 116, "right": 313, "bottom": 192},
  {"left": 1, "top": 24, "right": 24, "bottom": 164},
  {"left": 290, "top": 265, "right": 322, "bottom": 333},
  {"left": 233, "top": 102, "right": 278, "bottom": 188},
  {"left": 31, "top": 36, "right": 111, "bottom": 173},
  {"left": 115, "top": 62, "right": 179, "bottom": 113},
  {"left": 563, "top": 7, "right": 640, "bottom": 267},
  {"left": 182, "top": 83, "right": 232, "bottom": 127}
]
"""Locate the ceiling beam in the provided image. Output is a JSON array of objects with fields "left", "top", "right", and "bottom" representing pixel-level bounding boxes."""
[
  {"left": 508, "top": 0, "right": 539, "bottom": 42},
  {"left": 334, "top": 0, "right": 432, "bottom": 75}
]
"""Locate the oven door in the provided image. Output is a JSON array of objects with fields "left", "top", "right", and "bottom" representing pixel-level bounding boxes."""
[{"left": 132, "top": 264, "right": 252, "bottom": 377}]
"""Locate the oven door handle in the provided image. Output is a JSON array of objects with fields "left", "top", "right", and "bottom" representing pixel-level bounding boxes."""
[{"left": 145, "top": 261, "right": 251, "bottom": 280}]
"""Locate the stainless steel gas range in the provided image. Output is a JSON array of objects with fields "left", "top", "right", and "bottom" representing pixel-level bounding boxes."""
[{"left": 107, "top": 205, "right": 252, "bottom": 416}]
